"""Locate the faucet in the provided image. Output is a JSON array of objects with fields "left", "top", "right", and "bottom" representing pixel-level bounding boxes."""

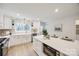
[{"left": 51, "top": 34, "right": 58, "bottom": 38}]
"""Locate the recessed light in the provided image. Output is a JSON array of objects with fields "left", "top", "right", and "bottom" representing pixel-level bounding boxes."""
[{"left": 55, "top": 9, "right": 59, "bottom": 12}]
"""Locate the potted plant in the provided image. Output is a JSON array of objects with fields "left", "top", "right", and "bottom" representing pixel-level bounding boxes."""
[{"left": 42, "top": 29, "right": 48, "bottom": 37}]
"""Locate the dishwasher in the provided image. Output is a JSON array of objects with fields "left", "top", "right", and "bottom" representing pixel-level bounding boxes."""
[{"left": 43, "top": 43, "right": 60, "bottom": 56}]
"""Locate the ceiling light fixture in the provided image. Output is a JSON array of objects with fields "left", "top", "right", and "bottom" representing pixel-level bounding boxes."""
[{"left": 55, "top": 9, "right": 59, "bottom": 12}]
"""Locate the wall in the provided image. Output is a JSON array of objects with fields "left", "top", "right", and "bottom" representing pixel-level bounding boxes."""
[
  {"left": 0, "top": 5, "right": 78, "bottom": 41},
  {"left": 40, "top": 16, "right": 77, "bottom": 40}
]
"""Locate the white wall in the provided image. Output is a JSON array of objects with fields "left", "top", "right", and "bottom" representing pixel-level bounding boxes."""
[
  {"left": 40, "top": 16, "right": 77, "bottom": 40},
  {"left": 0, "top": 4, "right": 79, "bottom": 41},
  {"left": 60, "top": 17, "right": 76, "bottom": 40}
]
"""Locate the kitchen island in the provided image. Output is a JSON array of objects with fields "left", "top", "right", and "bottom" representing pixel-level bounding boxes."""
[{"left": 33, "top": 35, "right": 79, "bottom": 56}]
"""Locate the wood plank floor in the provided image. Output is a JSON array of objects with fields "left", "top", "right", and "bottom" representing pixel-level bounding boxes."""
[{"left": 7, "top": 42, "right": 38, "bottom": 56}]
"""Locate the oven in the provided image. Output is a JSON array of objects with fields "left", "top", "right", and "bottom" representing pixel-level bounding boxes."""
[
  {"left": 0, "top": 38, "right": 9, "bottom": 56},
  {"left": 43, "top": 43, "right": 60, "bottom": 56}
]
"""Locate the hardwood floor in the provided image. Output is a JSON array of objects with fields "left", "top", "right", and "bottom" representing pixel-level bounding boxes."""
[{"left": 7, "top": 42, "right": 38, "bottom": 56}]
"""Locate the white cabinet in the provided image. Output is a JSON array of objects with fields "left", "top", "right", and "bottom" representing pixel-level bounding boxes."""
[
  {"left": 0, "top": 14, "right": 4, "bottom": 29},
  {"left": 9, "top": 35, "right": 27, "bottom": 47},
  {"left": 4, "top": 16, "right": 12, "bottom": 29},
  {"left": 9, "top": 34, "right": 31, "bottom": 47},
  {"left": 33, "top": 38, "right": 46, "bottom": 56},
  {"left": 0, "top": 14, "right": 12, "bottom": 29},
  {"left": 32, "top": 20, "right": 40, "bottom": 34}
]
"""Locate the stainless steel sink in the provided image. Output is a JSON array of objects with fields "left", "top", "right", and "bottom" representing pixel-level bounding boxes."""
[{"left": 61, "top": 38, "right": 73, "bottom": 41}]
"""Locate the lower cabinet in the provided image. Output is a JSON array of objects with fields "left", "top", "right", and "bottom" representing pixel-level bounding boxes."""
[
  {"left": 33, "top": 38, "right": 68, "bottom": 56},
  {"left": 33, "top": 38, "right": 46, "bottom": 56},
  {"left": 9, "top": 34, "right": 31, "bottom": 47}
]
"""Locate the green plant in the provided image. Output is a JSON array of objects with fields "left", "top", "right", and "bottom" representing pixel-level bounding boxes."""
[{"left": 42, "top": 29, "right": 48, "bottom": 36}]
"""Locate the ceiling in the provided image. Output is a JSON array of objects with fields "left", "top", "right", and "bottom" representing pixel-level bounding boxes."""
[{"left": 0, "top": 3, "right": 79, "bottom": 19}]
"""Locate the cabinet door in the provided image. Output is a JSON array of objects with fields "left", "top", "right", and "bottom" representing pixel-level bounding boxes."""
[
  {"left": 0, "top": 14, "right": 4, "bottom": 29},
  {"left": 7, "top": 18, "right": 12, "bottom": 29},
  {"left": 9, "top": 34, "right": 31, "bottom": 47},
  {"left": 4, "top": 16, "right": 12, "bottom": 29},
  {"left": 25, "top": 34, "right": 31, "bottom": 42},
  {"left": 9, "top": 35, "right": 16, "bottom": 47}
]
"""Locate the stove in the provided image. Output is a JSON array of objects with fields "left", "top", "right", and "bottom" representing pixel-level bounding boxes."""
[
  {"left": 0, "top": 38, "right": 9, "bottom": 56},
  {"left": 0, "top": 38, "right": 6, "bottom": 43}
]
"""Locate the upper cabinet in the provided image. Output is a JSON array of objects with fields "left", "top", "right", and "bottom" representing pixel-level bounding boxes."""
[
  {"left": 0, "top": 14, "right": 12, "bottom": 29},
  {"left": 0, "top": 14, "right": 4, "bottom": 28},
  {"left": 32, "top": 20, "right": 40, "bottom": 34},
  {"left": 3, "top": 16, "right": 12, "bottom": 29},
  {"left": 75, "top": 20, "right": 79, "bottom": 25},
  {"left": 75, "top": 20, "right": 79, "bottom": 34}
]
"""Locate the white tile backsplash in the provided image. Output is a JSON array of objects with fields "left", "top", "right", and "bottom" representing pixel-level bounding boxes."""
[{"left": 0, "top": 30, "right": 10, "bottom": 36}]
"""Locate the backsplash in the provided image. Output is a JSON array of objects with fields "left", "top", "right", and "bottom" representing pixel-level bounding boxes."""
[{"left": 0, "top": 30, "right": 10, "bottom": 36}]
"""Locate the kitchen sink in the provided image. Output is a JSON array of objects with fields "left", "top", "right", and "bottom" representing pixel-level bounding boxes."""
[{"left": 61, "top": 38, "right": 73, "bottom": 42}]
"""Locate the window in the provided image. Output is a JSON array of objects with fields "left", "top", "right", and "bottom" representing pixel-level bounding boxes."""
[{"left": 15, "top": 23, "right": 31, "bottom": 32}]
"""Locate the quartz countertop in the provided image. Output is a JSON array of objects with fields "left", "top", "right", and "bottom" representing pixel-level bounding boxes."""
[
  {"left": 0, "top": 35, "right": 10, "bottom": 38},
  {"left": 12, "top": 32, "right": 31, "bottom": 36},
  {"left": 34, "top": 35, "right": 79, "bottom": 56}
]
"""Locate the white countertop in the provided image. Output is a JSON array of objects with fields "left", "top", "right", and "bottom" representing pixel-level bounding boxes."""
[
  {"left": 34, "top": 35, "right": 79, "bottom": 56},
  {"left": 0, "top": 35, "right": 10, "bottom": 38},
  {"left": 12, "top": 33, "right": 31, "bottom": 36}
]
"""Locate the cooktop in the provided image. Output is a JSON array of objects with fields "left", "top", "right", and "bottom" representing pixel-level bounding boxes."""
[{"left": 0, "top": 38, "right": 6, "bottom": 43}]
